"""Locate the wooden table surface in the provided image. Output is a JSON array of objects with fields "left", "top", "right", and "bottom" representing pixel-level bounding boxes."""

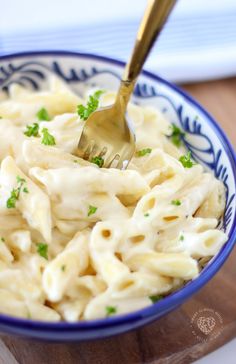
[{"left": 0, "top": 78, "right": 236, "bottom": 364}]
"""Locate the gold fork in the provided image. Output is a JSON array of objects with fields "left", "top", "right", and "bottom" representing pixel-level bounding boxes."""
[{"left": 77, "top": 0, "right": 177, "bottom": 169}]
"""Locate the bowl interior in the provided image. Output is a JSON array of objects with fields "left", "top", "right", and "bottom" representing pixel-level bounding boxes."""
[
  {"left": 1, "top": 52, "right": 235, "bottom": 236},
  {"left": 0, "top": 51, "right": 235, "bottom": 333}
]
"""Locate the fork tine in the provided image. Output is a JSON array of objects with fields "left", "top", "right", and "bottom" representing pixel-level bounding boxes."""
[
  {"left": 84, "top": 143, "right": 94, "bottom": 160},
  {"left": 78, "top": 131, "right": 88, "bottom": 147},
  {"left": 88, "top": 144, "right": 99, "bottom": 160},
  {"left": 77, "top": 143, "right": 89, "bottom": 158},
  {"left": 98, "top": 147, "right": 108, "bottom": 158},
  {"left": 116, "top": 157, "right": 125, "bottom": 169},
  {"left": 77, "top": 132, "right": 90, "bottom": 158},
  {"left": 104, "top": 154, "right": 120, "bottom": 168},
  {"left": 116, "top": 152, "right": 132, "bottom": 169}
]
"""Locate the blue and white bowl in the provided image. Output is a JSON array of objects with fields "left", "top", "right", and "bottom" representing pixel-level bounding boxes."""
[{"left": 0, "top": 51, "right": 235, "bottom": 341}]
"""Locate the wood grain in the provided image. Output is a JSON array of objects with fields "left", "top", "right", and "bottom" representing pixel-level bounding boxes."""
[
  {"left": 183, "top": 77, "right": 236, "bottom": 147},
  {"left": 1, "top": 78, "right": 236, "bottom": 364},
  {"left": 0, "top": 340, "right": 19, "bottom": 364}
]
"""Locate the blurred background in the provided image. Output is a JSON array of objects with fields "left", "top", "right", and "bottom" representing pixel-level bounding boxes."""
[{"left": 1, "top": 0, "right": 236, "bottom": 83}]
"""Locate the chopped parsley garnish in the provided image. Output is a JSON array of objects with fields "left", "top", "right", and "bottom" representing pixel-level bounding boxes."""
[
  {"left": 77, "top": 90, "right": 104, "bottom": 120},
  {"left": 171, "top": 199, "right": 181, "bottom": 206},
  {"left": 0, "top": 116, "right": 2, "bottom": 119},
  {"left": 61, "top": 265, "right": 66, "bottom": 272},
  {"left": 179, "top": 151, "right": 195, "bottom": 168},
  {"left": 6, "top": 176, "right": 28, "bottom": 209},
  {"left": 144, "top": 213, "right": 150, "bottom": 217},
  {"left": 149, "top": 295, "right": 163, "bottom": 303},
  {"left": 1, "top": 237, "right": 5, "bottom": 242},
  {"left": 169, "top": 123, "right": 185, "bottom": 147},
  {"left": 36, "top": 107, "right": 51, "bottom": 121},
  {"left": 105, "top": 306, "right": 117, "bottom": 316},
  {"left": 16, "top": 176, "right": 25, "bottom": 184},
  {"left": 91, "top": 156, "right": 104, "bottom": 168},
  {"left": 88, "top": 205, "right": 97, "bottom": 217},
  {"left": 6, "top": 189, "right": 19, "bottom": 208},
  {"left": 41, "top": 128, "right": 56, "bottom": 146},
  {"left": 36, "top": 243, "right": 48, "bottom": 260},
  {"left": 179, "top": 235, "right": 184, "bottom": 241},
  {"left": 24, "top": 122, "right": 39, "bottom": 137},
  {"left": 25, "top": 108, "right": 51, "bottom": 137},
  {"left": 136, "top": 148, "right": 152, "bottom": 157}
]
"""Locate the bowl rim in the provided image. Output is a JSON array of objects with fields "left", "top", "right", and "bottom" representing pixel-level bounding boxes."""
[{"left": 0, "top": 50, "right": 235, "bottom": 331}]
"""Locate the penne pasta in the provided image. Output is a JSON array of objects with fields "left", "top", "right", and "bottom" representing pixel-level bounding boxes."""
[{"left": 0, "top": 80, "right": 227, "bottom": 321}]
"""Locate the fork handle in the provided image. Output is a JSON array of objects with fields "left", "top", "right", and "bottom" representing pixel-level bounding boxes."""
[
  {"left": 124, "top": 0, "right": 177, "bottom": 82},
  {"left": 116, "top": 0, "right": 177, "bottom": 108}
]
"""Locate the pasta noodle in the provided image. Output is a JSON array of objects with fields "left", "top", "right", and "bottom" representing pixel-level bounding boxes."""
[{"left": 0, "top": 78, "right": 227, "bottom": 321}]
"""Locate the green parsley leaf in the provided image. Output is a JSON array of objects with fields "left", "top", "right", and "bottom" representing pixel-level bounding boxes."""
[
  {"left": 41, "top": 128, "right": 56, "bottom": 146},
  {"left": 179, "top": 235, "right": 184, "bottom": 241},
  {"left": 1, "top": 237, "right": 5, "bottom": 242},
  {"left": 106, "top": 306, "right": 117, "bottom": 316},
  {"left": 93, "top": 90, "right": 105, "bottom": 99},
  {"left": 88, "top": 205, "right": 97, "bottom": 217},
  {"left": 169, "top": 123, "right": 185, "bottom": 147},
  {"left": 61, "top": 265, "right": 66, "bottom": 272},
  {"left": 36, "top": 107, "right": 51, "bottom": 121},
  {"left": 179, "top": 151, "right": 195, "bottom": 168},
  {"left": 77, "top": 90, "right": 104, "bottom": 120},
  {"left": 16, "top": 176, "right": 26, "bottom": 184},
  {"left": 23, "top": 187, "right": 29, "bottom": 193},
  {"left": 149, "top": 295, "right": 163, "bottom": 304},
  {"left": 136, "top": 148, "right": 152, "bottom": 157},
  {"left": 24, "top": 123, "right": 39, "bottom": 137},
  {"left": 6, "top": 189, "right": 19, "bottom": 208},
  {"left": 171, "top": 199, "right": 181, "bottom": 206},
  {"left": 6, "top": 176, "right": 28, "bottom": 209},
  {"left": 144, "top": 213, "right": 150, "bottom": 217},
  {"left": 91, "top": 156, "right": 104, "bottom": 168},
  {"left": 36, "top": 243, "right": 48, "bottom": 260}
]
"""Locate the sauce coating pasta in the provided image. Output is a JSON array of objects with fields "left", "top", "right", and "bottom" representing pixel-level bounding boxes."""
[{"left": 0, "top": 78, "right": 227, "bottom": 321}]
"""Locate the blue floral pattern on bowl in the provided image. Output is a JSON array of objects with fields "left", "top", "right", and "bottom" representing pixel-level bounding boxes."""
[{"left": 0, "top": 51, "right": 235, "bottom": 341}]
